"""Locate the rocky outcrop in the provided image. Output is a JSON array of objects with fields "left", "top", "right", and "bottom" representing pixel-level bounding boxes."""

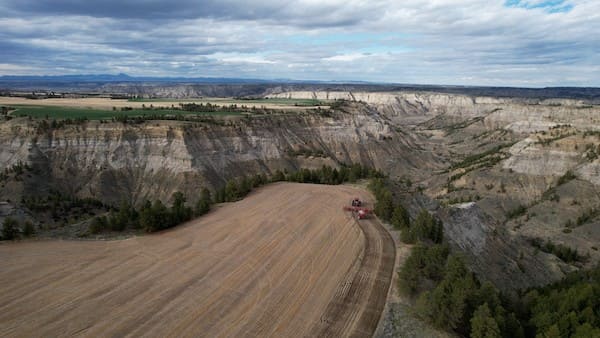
[
  {"left": 0, "top": 106, "right": 440, "bottom": 205},
  {"left": 437, "top": 202, "right": 569, "bottom": 291},
  {"left": 269, "top": 91, "right": 600, "bottom": 132},
  {"left": 576, "top": 160, "right": 600, "bottom": 185},
  {"left": 503, "top": 138, "right": 581, "bottom": 176}
]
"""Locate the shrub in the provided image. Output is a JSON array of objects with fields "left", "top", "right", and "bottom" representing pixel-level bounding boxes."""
[
  {"left": 22, "top": 221, "right": 35, "bottom": 237},
  {"left": 1, "top": 217, "right": 19, "bottom": 240},
  {"left": 90, "top": 216, "right": 108, "bottom": 234},
  {"left": 557, "top": 170, "right": 576, "bottom": 186},
  {"left": 506, "top": 205, "right": 527, "bottom": 219},
  {"left": 194, "top": 188, "right": 212, "bottom": 216}
]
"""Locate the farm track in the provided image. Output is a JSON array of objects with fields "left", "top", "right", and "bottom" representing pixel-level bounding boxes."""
[
  {"left": 309, "top": 218, "right": 396, "bottom": 337},
  {"left": 0, "top": 183, "right": 394, "bottom": 337}
]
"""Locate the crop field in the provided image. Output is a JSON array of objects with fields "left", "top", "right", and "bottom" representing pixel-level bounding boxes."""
[
  {"left": 128, "top": 97, "right": 329, "bottom": 106},
  {"left": 0, "top": 97, "right": 330, "bottom": 118},
  {"left": 8, "top": 105, "right": 241, "bottom": 120},
  {"left": 0, "top": 183, "right": 394, "bottom": 337}
]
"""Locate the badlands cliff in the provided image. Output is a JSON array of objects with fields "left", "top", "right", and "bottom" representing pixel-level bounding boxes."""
[{"left": 1, "top": 90, "right": 599, "bottom": 291}]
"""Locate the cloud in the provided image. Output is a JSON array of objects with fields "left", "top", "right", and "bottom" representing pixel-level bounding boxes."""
[
  {"left": 211, "top": 53, "right": 276, "bottom": 64},
  {"left": 0, "top": 0, "right": 598, "bottom": 86},
  {"left": 0, "top": 0, "right": 380, "bottom": 26},
  {"left": 323, "top": 53, "right": 370, "bottom": 62}
]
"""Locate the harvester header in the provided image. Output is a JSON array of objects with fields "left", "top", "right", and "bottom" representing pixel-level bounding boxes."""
[{"left": 343, "top": 198, "right": 372, "bottom": 219}]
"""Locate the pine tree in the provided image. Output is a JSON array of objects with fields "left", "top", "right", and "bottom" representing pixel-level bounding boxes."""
[
  {"left": 114, "top": 200, "right": 132, "bottom": 231},
  {"left": 239, "top": 176, "right": 252, "bottom": 195},
  {"left": 400, "top": 226, "right": 416, "bottom": 244},
  {"left": 541, "top": 325, "right": 561, "bottom": 338},
  {"left": 410, "top": 210, "right": 443, "bottom": 243},
  {"left": 374, "top": 190, "right": 393, "bottom": 221},
  {"left": 171, "top": 192, "right": 191, "bottom": 224},
  {"left": 22, "top": 221, "right": 35, "bottom": 237},
  {"left": 426, "top": 255, "right": 477, "bottom": 331},
  {"left": 224, "top": 179, "right": 240, "bottom": 201},
  {"left": 272, "top": 170, "right": 285, "bottom": 182},
  {"left": 2, "top": 217, "right": 19, "bottom": 240},
  {"left": 574, "top": 323, "right": 600, "bottom": 338},
  {"left": 470, "top": 303, "right": 501, "bottom": 338},
  {"left": 108, "top": 210, "right": 124, "bottom": 231},
  {"left": 89, "top": 216, "right": 107, "bottom": 234},
  {"left": 195, "top": 188, "right": 212, "bottom": 216},
  {"left": 391, "top": 204, "right": 410, "bottom": 230},
  {"left": 398, "top": 244, "right": 425, "bottom": 295}
]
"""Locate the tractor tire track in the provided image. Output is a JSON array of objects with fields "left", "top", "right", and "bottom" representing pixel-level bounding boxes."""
[{"left": 310, "top": 216, "right": 396, "bottom": 338}]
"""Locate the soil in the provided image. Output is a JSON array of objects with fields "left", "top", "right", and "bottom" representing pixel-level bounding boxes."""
[{"left": 0, "top": 183, "right": 394, "bottom": 337}]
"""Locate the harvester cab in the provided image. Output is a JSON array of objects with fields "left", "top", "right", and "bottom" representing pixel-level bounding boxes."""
[{"left": 351, "top": 198, "right": 362, "bottom": 207}]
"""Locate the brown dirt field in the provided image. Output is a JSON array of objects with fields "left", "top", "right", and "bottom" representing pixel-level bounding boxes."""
[
  {"left": 0, "top": 183, "right": 394, "bottom": 337},
  {"left": 0, "top": 97, "right": 319, "bottom": 111}
]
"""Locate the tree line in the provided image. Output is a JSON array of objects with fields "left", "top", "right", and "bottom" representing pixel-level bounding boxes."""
[
  {"left": 89, "top": 190, "right": 210, "bottom": 234},
  {"left": 213, "top": 164, "right": 382, "bottom": 203},
  {"left": 89, "top": 164, "right": 381, "bottom": 234},
  {"left": 1, "top": 217, "right": 35, "bottom": 240},
  {"left": 528, "top": 238, "right": 587, "bottom": 264},
  {"left": 1, "top": 164, "right": 379, "bottom": 238}
]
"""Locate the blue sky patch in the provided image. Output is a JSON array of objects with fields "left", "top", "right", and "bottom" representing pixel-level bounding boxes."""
[{"left": 505, "top": 0, "right": 574, "bottom": 13}]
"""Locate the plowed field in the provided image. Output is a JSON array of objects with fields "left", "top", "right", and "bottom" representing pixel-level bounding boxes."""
[{"left": 0, "top": 183, "right": 394, "bottom": 337}]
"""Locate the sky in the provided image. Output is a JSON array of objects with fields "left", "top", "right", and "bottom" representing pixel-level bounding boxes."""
[{"left": 0, "top": 0, "right": 598, "bottom": 87}]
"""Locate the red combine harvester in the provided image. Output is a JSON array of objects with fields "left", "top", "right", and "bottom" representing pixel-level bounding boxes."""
[{"left": 343, "top": 198, "right": 372, "bottom": 219}]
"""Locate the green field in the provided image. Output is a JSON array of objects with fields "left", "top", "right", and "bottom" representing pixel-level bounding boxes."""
[
  {"left": 128, "top": 97, "right": 329, "bottom": 106},
  {"left": 10, "top": 105, "right": 243, "bottom": 120}
]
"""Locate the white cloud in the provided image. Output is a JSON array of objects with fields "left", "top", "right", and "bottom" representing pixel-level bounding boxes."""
[
  {"left": 323, "top": 53, "right": 369, "bottom": 62},
  {"left": 210, "top": 53, "right": 276, "bottom": 65},
  {"left": 0, "top": 63, "right": 38, "bottom": 74}
]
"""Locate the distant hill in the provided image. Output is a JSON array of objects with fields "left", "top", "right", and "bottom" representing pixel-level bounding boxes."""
[{"left": 0, "top": 74, "right": 599, "bottom": 101}]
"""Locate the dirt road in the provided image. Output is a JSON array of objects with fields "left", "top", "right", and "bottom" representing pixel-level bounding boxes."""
[{"left": 0, "top": 183, "right": 394, "bottom": 337}]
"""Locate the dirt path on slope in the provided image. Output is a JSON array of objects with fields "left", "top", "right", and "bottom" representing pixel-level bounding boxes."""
[{"left": 0, "top": 183, "right": 394, "bottom": 337}]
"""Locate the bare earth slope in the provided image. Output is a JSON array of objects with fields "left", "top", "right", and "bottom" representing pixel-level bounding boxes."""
[{"left": 0, "top": 183, "right": 394, "bottom": 337}]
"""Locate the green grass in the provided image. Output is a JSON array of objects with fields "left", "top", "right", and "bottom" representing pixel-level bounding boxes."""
[
  {"left": 128, "top": 97, "right": 329, "bottom": 106},
  {"left": 238, "top": 98, "right": 328, "bottom": 106},
  {"left": 11, "top": 105, "right": 242, "bottom": 120}
]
